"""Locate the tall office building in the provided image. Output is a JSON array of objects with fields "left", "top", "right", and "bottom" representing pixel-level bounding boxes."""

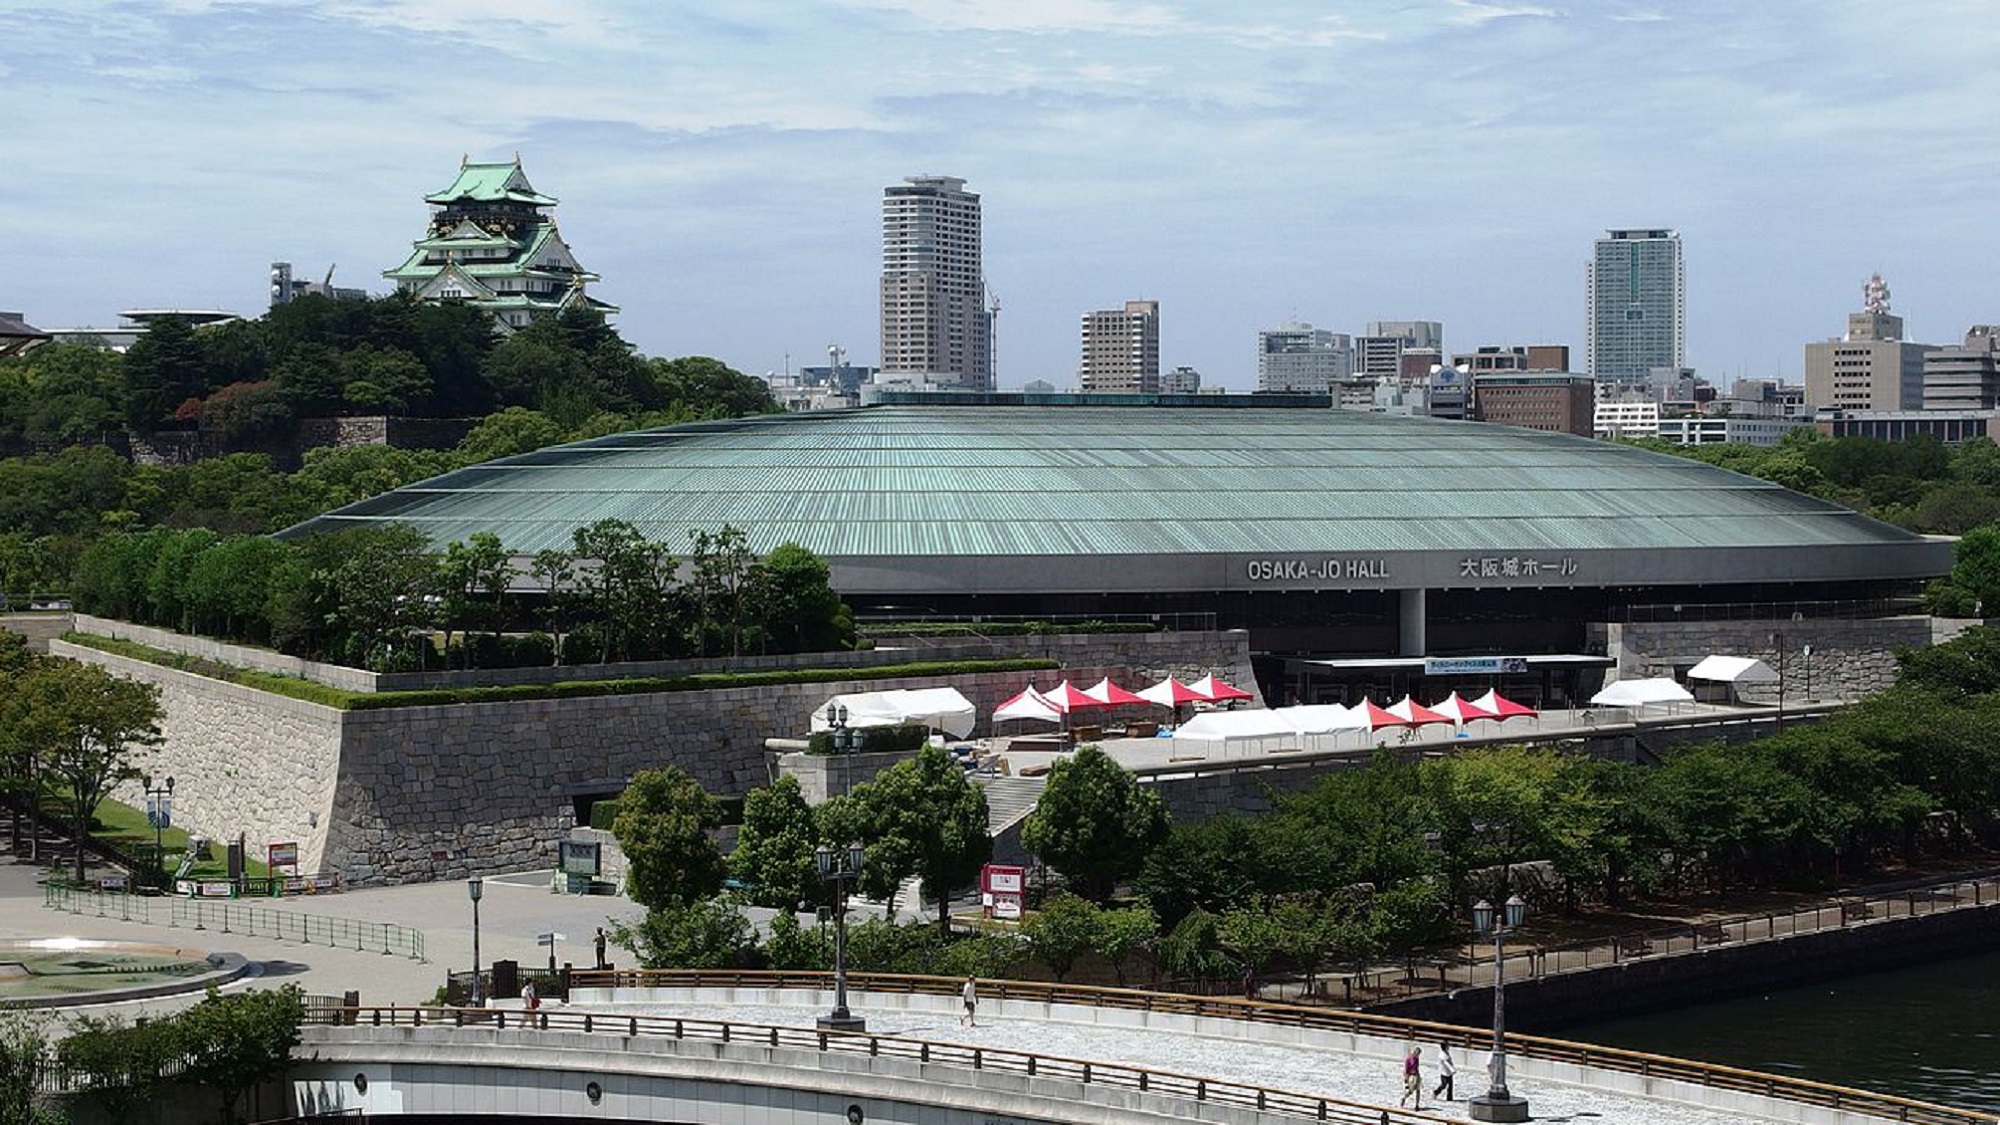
[
  {"left": 1586, "top": 228, "right": 1685, "bottom": 385},
  {"left": 1356, "top": 320, "right": 1444, "bottom": 379},
  {"left": 1257, "top": 322, "right": 1353, "bottom": 391},
  {"left": 1077, "top": 300, "right": 1160, "bottom": 393},
  {"left": 1923, "top": 326, "right": 2000, "bottom": 411},
  {"left": 1801, "top": 275, "right": 1932, "bottom": 411},
  {"left": 879, "top": 175, "right": 992, "bottom": 390}
]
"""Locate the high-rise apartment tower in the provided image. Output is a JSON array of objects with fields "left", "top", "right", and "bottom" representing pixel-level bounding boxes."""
[
  {"left": 1586, "top": 228, "right": 1685, "bottom": 385},
  {"left": 1078, "top": 300, "right": 1160, "bottom": 393},
  {"left": 879, "top": 175, "right": 992, "bottom": 390}
]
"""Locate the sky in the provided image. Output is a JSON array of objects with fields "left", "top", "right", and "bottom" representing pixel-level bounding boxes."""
[{"left": 3, "top": 0, "right": 1996, "bottom": 390}]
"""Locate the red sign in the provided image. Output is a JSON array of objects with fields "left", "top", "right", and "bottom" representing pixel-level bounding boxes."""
[
  {"left": 268, "top": 841, "right": 299, "bottom": 869},
  {"left": 980, "top": 863, "right": 1026, "bottom": 920}
]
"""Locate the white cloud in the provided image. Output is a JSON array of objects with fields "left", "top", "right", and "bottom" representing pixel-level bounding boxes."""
[{"left": 1445, "top": 0, "right": 1559, "bottom": 25}]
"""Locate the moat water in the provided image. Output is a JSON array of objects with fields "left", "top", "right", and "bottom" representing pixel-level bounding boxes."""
[{"left": 1572, "top": 948, "right": 2000, "bottom": 1112}]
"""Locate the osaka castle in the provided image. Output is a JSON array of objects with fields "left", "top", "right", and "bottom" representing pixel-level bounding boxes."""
[{"left": 383, "top": 155, "right": 617, "bottom": 331}]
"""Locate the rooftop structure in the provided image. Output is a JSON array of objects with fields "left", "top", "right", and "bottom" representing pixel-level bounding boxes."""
[
  {"left": 1802, "top": 275, "right": 1931, "bottom": 411},
  {"left": 384, "top": 156, "right": 615, "bottom": 333},
  {"left": 271, "top": 262, "right": 369, "bottom": 308},
  {"left": 0, "top": 312, "right": 49, "bottom": 359},
  {"left": 285, "top": 400, "right": 1945, "bottom": 656}
]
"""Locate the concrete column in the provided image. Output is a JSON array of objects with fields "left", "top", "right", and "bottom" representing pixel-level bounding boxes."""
[{"left": 1398, "top": 588, "right": 1427, "bottom": 657}]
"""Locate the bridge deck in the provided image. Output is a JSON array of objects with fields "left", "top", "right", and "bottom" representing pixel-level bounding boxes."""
[{"left": 571, "top": 995, "right": 1789, "bottom": 1125}]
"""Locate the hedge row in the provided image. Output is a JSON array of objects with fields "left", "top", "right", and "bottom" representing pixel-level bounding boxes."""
[
  {"left": 64, "top": 632, "right": 1058, "bottom": 712},
  {"left": 805, "top": 722, "right": 931, "bottom": 756},
  {"left": 863, "top": 621, "right": 1159, "bottom": 638}
]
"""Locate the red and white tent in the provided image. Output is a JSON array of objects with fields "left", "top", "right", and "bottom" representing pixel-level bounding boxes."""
[
  {"left": 1387, "top": 695, "right": 1453, "bottom": 727},
  {"left": 1137, "top": 676, "right": 1209, "bottom": 708},
  {"left": 1429, "top": 692, "right": 1498, "bottom": 725},
  {"left": 1188, "top": 674, "right": 1254, "bottom": 703},
  {"left": 1471, "top": 689, "right": 1538, "bottom": 720},
  {"left": 993, "top": 686, "right": 1063, "bottom": 725},
  {"left": 1358, "top": 699, "right": 1413, "bottom": 731},
  {"left": 1082, "top": 677, "right": 1149, "bottom": 706},
  {"left": 1041, "top": 680, "right": 1112, "bottom": 713}
]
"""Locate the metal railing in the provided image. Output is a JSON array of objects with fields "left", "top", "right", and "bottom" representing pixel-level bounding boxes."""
[
  {"left": 43, "top": 884, "right": 425, "bottom": 961},
  {"left": 562, "top": 970, "right": 1993, "bottom": 1125},
  {"left": 307, "top": 1004, "right": 1436, "bottom": 1125}
]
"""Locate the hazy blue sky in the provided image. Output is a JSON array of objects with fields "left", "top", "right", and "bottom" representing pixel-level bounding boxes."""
[{"left": 4, "top": 1, "right": 1994, "bottom": 389}]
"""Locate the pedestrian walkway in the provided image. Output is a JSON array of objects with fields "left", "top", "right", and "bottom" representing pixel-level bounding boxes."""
[{"left": 567, "top": 995, "right": 1777, "bottom": 1125}]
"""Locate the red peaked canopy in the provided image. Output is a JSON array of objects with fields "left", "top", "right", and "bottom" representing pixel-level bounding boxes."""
[
  {"left": 1188, "top": 674, "right": 1254, "bottom": 702},
  {"left": 1471, "top": 689, "right": 1538, "bottom": 720},
  {"left": 1429, "top": 692, "right": 1498, "bottom": 724},
  {"left": 1359, "top": 700, "right": 1411, "bottom": 731},
  {"left": 1082, "top": 677, "right": 1148, "bottom": 706},
  {"left": 1388, "top": 695, "right": 1453, "bottom": 726},
  {"left": 1137, "top": 677, "right": 1209, "bottom": 707},
  {"left": 1041, "top": 680, "right": 1112, "bottom": 713}
]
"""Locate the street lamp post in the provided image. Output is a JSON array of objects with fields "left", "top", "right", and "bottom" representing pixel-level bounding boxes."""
[
  {"left": 815, "top": 840, "right": 867, "bottom": 1033},
  {"left": 143, "top": 775, "right": 175, "bottom": 888},
  {"left": 467, "top": 875, "right": 485, "bottom": 1007},
  {"left": 1469, "top": 895, "right": 1530, "bottom": 1123},
  {"left": 1802, "top": 643, "right": 1814, "bottom": 702}
]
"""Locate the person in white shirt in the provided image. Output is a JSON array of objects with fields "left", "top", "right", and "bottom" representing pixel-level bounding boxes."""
[
  {"left": 1433, "top": 1041, "right": 1455, "bottom": 1101},
  {"left": 960, "top": 976, "right": 978, "bottom": 1027}
]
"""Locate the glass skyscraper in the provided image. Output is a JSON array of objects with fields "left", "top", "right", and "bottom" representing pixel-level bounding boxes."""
[{"left": 1586, "top": 228, "right": 1684, "bottom": 385}]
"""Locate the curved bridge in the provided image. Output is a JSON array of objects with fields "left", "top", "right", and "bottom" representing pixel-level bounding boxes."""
[{"left": 292, "top": 973, "right": 1994, "bottom": 1125}]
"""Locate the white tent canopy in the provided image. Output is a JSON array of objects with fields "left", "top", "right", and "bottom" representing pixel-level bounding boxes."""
[
  {"left": 1590, "top": 677, "right": 1695, "bottom": 708},
  {"left": 1273, "top": 704, "right": 1369, "bottom": 733},
  {"left": 1172, "top": 710, "right": 1300, "bottom": 758},
  {"left": 1687, "top": 655, "right": 1781, "bottom": 683},
  {"left": 813, "top": 688, "right": 977, "bottom": 738}
]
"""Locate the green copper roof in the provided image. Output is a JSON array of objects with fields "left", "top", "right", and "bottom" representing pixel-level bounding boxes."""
[
  {"left": 280, "top": 405, "right": 1937, "bottom": 566},
  {"left": 425, "top": 161, "right": 558, "bottom": 206}
]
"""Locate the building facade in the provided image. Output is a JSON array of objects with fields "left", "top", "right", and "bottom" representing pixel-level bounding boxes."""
[
  {"left": 383, "top": 157, "right": 615, "bottom": 332},
  {"left": 270, "top": 263, "right": 367, "bottom": 309},
  {"left": 1655, "top": 415, "right": 1815, "bottom": 447},
  {"left": 1801, "top": 277, "right": 1930, "bottom": 411},
  {"left": 880, "top": 175, "right": 992, "bottom": 390},
  {"left": 1160, "top": 366, "right": 1202, "bottom": 395},
  {"left": 1077, "top": 300, "right": 1160, "bottom": 393},
  {"left": 1257, "top": 323, "right": 1353, "bottom": 391},
  {"left": 1922, "top": 326, "right": 2000, "bottom": 411},
  {"left": 1818, "top": 410, "right": 2000, "bottom": 444},
  {"left": 1357, "top": 320, "right": 1444, "bottom": 379},
  {"left": 1473, "top": 372, "right": 1595, "bottom": 436},
  {"left": 1587, "top": 228, "right": 1685, "bottom": 385}
]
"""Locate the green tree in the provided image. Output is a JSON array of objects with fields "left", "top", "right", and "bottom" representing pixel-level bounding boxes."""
[
  {"left": 455, "top": 407, "right": 569, "bottom": 463},
  {"left": 1021, "top": 744, "right": 1169, "bottom": 901},
  {"left": 1216, "top": 903, "right": 1283, "bottom": 997},
  {"left": 760, "top": 909, "right": 832, "bottom": 970},
  {"left": 0, "top": 1013, "right": 63, "bottom": 1125},
  {"left": 1091, "top": 901, "right": 1158, "bottom": 985},
  {"left": 121, "top": 316, "right": 211, "bottom": 429},
  {"left": 436, "top": 532, "right": 510, "bottom": 666},
  {"left": 612, "top": 767, "right": 725, "bottom": 910},
  {"left": 1022, "top": 892, "right": 1101, "bottom": 982},
  {"left": 322, "top": 524, "right": 439, "bottom": 670},
  {"left": 183, "top": 536, "right": 290, "bottom": 641},
  {"left": 55, "top": 1012, "right": 187, "bottom": 1125},
  {"left": 176, "top": 985, "right": 305, "bottom": 1125},
  {"left": 197, "top": 381, "right": 294, "bottom": 447},
  {"left": 750, "top": 543, "right": 853, "bottom": 654},
  {"left": 860, "top": 745, "right": 991, "bottom": 930},
  {"left": 14, "top": 659, "right": 164, "bottom": 885},
  {"left": 728, "top": 776, "right": 822, "bottom": 909},
  {"left": 611, "top": 899, "right": 755, "bottom": 969}
]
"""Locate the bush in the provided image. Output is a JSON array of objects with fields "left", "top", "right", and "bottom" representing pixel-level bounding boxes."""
[
  {"left": 863, "top": 620, "right": 1158, "bottom": 638},
  {"left": 588, "top": 799, "right": 622, "bottom": 831},
  {"left": 805, "top": 722, "right": 930, "bottom": 756}
]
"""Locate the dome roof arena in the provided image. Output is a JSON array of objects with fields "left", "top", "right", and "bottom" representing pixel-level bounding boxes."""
[{"left": 281, "top": 403, "right": 1950, "bottom": 596}]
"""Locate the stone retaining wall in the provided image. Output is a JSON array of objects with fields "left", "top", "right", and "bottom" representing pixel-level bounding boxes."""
[
  {"left": 52, "top": 640, "right": 346, "bottom": 874},
  {"left": 1607, "top": 616, "right": 1933, "bottom": 703}
]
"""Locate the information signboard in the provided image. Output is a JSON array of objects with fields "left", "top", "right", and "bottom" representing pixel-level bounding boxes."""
[
  {"left": 268, "top": 841, "right": 300, "bottom": 869},
  {"left": 980, "top": 863, "right": 1026, "bottom": 920},
  {"left": 560, "top": 840, "right": 602, "bottom": 876}
]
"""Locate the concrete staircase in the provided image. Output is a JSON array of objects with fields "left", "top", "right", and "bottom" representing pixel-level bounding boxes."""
[{"left": 979, "top": 774, "right": 1048, "bottom": 836}]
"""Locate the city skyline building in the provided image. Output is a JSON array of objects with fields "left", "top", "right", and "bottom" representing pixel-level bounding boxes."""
[
  {"left": 269, "top": 262, "right": 368, "bottom": 308},
  {"left": 1160, "top": 365, "right": 1202, "bottom": 395},
  {"left": 1077, "top": 299, "right": 1161, "bottom": 393},
  {"left": 383, "top": 156, "right": 614, "bottom": 332},
  {"left": 1357, "top": 320, "right": 1444, "bottom": 380},
  {"left": 1922, "top": 326, "right": 2000, "bottom": 412},
  {"left": 1256, "top": 322, "right": 1353, "bottom": 392},
  {"left": 1801, "top": 275, "right": 1931, "bottom": 412},
  {"left": 1587, "top": 228, "right": 1685, "bottom": 385},
  {"left": 879, "top": 175, "right": 993, "bottom": 391},
  {"left": 1472, "top": 371, "right": 1595, "bottom": 436}
]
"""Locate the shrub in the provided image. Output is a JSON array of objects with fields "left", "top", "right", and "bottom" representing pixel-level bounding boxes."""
[{"left": 805, "top": 722, "right": 930, "bottom": 756}]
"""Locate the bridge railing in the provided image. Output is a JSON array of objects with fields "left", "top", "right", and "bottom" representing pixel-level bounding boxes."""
[
  {"left": 562, "top": 969, "right": 1993, "bottom": 1125},
  {"left": 307, "top": 1005, "right": 1435, "bottom": 1125}
]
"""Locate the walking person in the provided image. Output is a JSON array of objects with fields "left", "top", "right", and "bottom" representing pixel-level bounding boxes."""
[
  {"left": 1433, "top": 1040, "right": 1455, "bottom": 1101},
  {"left": 1399, "top": 1044, "right": 1422, "bottom": 1110},
  {"left": 521, "top": 980, "right": 539, "bottom": 1011},
  {"left": 960, "top": 975, "right": 978, "bottom": 1027}
]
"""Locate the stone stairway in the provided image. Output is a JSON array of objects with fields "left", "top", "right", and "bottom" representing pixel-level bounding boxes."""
[{"left": 978, "top": 774, "right": 1048, "bottom": 836}]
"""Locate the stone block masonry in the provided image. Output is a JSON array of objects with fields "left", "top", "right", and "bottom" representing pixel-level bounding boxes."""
[
  {"left": 1609, "top": 616, "right": 1932, "bottom": 704},
  {"left": 52, "top": 630, "right": 1255, "bottom": 887}
]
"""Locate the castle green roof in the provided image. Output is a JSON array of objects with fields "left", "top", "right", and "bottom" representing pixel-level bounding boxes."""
[{"left": 425, "top": 160, "right": 558, "bottom": 206}]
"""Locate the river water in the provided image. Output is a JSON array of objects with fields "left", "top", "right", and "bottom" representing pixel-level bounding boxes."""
[{"left": 1568, "top": 948, "right": 2000, "bottom": 1113}]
